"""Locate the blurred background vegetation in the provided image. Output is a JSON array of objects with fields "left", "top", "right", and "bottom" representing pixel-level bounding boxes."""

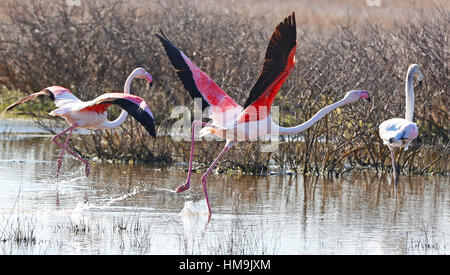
[{"left": 0, "top": 0, "right": 448, "bottom": 175}]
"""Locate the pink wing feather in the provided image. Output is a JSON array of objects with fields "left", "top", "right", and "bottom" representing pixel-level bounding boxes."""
[
  {"left": 45, "top": 86, "right": 82, "bottom": 107},
  {"left": 80, "top": 93, "right": 156, "bottom": 137},
  {"left": 156, "top": 32, "right": 240, "bottom": 113},
  {"left": 181, "top": 52, "right": 240, "bottom": 111}
]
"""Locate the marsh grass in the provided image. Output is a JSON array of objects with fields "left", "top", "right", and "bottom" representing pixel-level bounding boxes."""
[
  {"left": 8, "top": 218, "right": 36, "bottom": 246},
  {"left": 176, "top": 215, "right": 281, "bottom": 255},
  {"left": 0, "top": 215, "right": 41, "bottom": 255},
  {"left": 206, "top": 218, "right": 281, "bottom": 255},
  {"left": 112, "top": 213, "right": 153, "bottom": 254},
  {"left": 67, "top": 215, "right": 104, "bottom": 235},
  {"left": 405, "top": 220, "right": 447, "bottom": 254}
]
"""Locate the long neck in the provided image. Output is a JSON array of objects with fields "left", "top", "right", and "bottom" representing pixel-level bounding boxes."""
[
  {"left": 405, "top": 68, "right": 415, "bottom": 122},
  {"left": 103, "top": 71, "right": 136, "bottom": 129},
  {"left": 275, "top": 98, "right": 350, "bottom": 136}
]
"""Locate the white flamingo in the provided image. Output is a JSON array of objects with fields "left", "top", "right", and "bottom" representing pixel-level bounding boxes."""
[{"left": 379, "top": 64, "right": 423, "bottom": 183}]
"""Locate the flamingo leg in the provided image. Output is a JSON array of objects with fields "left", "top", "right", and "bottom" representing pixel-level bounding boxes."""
[
  {"left": 200, "top": 141, "right": 236, "bottom": 218},
  {"left": 51, "top": 125, "right": 90, "bottom": 178},
  {"left": 176, "top": 120, "right": 208, "bottom": 193},
  {"left": 56, "top": 126, "right": 75, "bottom": 178},
  {"left": 51, "top": 126, "right": 75, "bottom": 179},
  {"left": 53, "top": 139, "right": 90, "bottom": 177},
  {"left": 389, "top": 147, "right": 398, "bottom": 185}
]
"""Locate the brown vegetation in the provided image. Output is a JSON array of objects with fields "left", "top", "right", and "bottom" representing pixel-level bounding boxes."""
[{"left": 0, "top": 0, "right": 448, "bottom": 174}]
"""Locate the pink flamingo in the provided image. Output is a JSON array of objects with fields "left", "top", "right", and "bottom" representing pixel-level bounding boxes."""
[
  {"left": 157, "top": 13, "right": 370, "bottom": 217},
  {"left": 4, "top": 67, "right": 156, "bottom": 179}
]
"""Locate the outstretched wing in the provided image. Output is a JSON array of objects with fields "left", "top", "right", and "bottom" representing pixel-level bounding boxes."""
[
  {"left": 243, "top": 12, "right": 297, "bottom": 110},
  {"left": 156, "top": 31, "right": 240, "bottom": 113},
  {"left": 4, "top": 86, "right": 80, "bottom": 111},
  {"left": 4, "top": 90, "right": 54, "bottom": 111},
  {"left": 81, "top": 93, "right": 156, "bottom": 137}
]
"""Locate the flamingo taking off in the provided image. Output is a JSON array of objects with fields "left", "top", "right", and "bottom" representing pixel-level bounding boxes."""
[
  {"left": 4, "top": 67, "right": 156, "bottom": 178},
  {"left": 379, "top": 64, "right": 423, "bottom": 184},
  {"left": 157, "top": 12, "right": 371, "bottom": 217}
]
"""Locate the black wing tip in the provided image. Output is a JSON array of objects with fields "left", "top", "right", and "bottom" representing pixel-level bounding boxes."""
[
  {"left": 101, "top": 98, "right": 157, "bottom": 138},
  {"left": 278, "top": 12, "right": 297, "bottom": 41},
  {"left": 146, "top": 119, "right": 157, "bottom": 138},
  {"left": 3, "top": 90, "right": 54, "bottom": 112},
  {"left": 142, "top": 110, "right": 156, "bottom": 138},
  {"left": 282, "top": 12, "right": 297, "bottom": 36},
  {"left": 140, "top": 113, "right": 156, "bottom": 138},
  {"left": 155, "top": 29, "right": 170, "bottom": 44},
  {"left": 286, "top": 12, "right": 295, "bottom": 25},
  {"left": 155, "top": 30, "right": 178, "bottom": 58},
  {"left": 129, "top": 107, "right": 157, "bottom": 138},
  {"left": 159, "top": 28, "right": 168, "bottom": 39},
  {"left": 155, "top": 33, "right": 163, "bottom": 41},
  {"left": 133, "top": 110, "right": 157, "bottom": 138},
  {"left": 155, "top": 30, "right": 211, "bottom": 111},
  {"left": 242, "top": 12, "right": 297, "bottom": 109},
  {"left": 4, "top": 103, "right": 16, "bottom": 112}
]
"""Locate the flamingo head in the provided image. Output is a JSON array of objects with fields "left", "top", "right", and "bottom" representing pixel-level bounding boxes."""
[
  {"left": 409, "top": 64, "right": 424, "bottom": 86},
  {"left": 344, "top": 90, "right": 371, "bottom": 103},
  {"left": 417, "top": 70, "right": 424, "bottom": 86},
  {"left": 133, "top": 67, "right": 153, "bottom": 87}
]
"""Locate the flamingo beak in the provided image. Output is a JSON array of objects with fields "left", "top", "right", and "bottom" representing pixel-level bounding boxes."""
[
  {"left": 360, "top": 90, "right": 370, "bottom": 102},
  {"left": 418, "top": 72, "right": 424, "bottom": 87},
  {"left": 146, "top": 73, "right": 153, "bottom": 87}
]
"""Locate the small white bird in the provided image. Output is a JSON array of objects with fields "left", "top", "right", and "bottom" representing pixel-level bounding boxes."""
[{"left": 379, "top": 64, "right": 423, "bottom": 184}]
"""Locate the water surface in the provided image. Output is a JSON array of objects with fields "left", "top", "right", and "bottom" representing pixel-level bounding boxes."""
[{"left": 0, "top": 134, "right": 448, "bottom": 254}]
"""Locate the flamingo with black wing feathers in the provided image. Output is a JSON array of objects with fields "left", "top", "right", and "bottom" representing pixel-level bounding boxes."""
[
  {"left": 157, "top": 13, "right": 370, "bottom": 217},
  {"left": 4, "top": 67, "right": 156, "bottom": 178}
]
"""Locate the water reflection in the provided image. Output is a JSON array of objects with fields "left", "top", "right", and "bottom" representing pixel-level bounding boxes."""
[{"left": 0, "top": 135, "right": 448, "bottom": 254}]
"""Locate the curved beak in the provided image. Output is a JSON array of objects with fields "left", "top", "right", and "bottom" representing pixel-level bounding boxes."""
[
  {"left": 145, "top": 73, "right": 153, "bottom": 87},
  {"left": 360, "top": 90, "right": 371, "bottom": 102},
  {"left": 418, "top": 71, "right": 424, "bottom": 87}
]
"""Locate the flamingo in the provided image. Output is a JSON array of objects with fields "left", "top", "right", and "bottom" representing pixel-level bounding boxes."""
[
  {"left": 157, "top": 12, "right": 371, "bottom": 217},
  {"left": 378, "top": 64, "right": 423, "bottom": 184},
  {"left": 4, "top": 67, "right": 156, "bottom": 179}
]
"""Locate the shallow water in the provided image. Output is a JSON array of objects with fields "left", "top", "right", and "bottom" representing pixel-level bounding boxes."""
[{"left": 0, "top": 134, "right": 448, "bottom": 255}]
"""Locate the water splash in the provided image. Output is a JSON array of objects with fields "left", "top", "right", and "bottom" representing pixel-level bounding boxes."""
[
  {"left": 153, "top": 186, "right": 177, "bottom": 193},
  {"left": 103, "top": 187, "right": 140, "bottom": 207},
  {"left": 55, "top": 175, "right": 86, "bottom": 185},
  {"left": 180, "top": 199, "right": 210, "bottom": 250},
  {"left": 64, "top": 187, "right": 142, "bottom": 215},
  {"left": 180, "top": 199, "right": 209, "bottom": 216}
]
